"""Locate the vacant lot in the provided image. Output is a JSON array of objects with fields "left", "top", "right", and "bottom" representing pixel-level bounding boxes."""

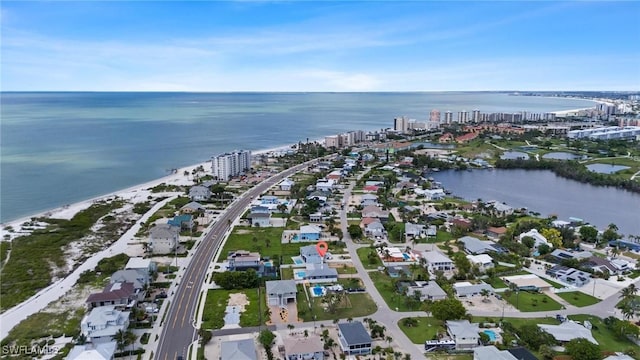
[{"left": 556, "top": 291, "right": 600, "bottom": 307}]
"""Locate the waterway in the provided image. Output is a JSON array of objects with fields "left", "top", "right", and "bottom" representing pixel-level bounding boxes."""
[{"left": 431, "top": 169, "right": 640, "bottom": 236}]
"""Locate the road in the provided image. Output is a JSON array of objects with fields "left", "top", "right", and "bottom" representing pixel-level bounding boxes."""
[{"left": 155, "top": 160, "right": 318, "bottom": 360}]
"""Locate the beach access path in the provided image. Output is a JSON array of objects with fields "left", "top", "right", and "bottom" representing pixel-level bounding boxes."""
[{"left": 0, "top": 195, "right": 177, "bottom": 340}]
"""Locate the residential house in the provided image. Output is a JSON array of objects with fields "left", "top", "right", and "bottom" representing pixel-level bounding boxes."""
[
  {"left": 363, "top": 185, "right": 379, "bottom": 192},
  {"left": 414, "top": 188, "right": 445, "bottom": 200},
  {"left": 279, "top": 178, "right": 295, "bottom": 191},
  {"left": 125, "top": 257, "right": 156, "bottom": 286},
  {"left": 501, "top": 274, "right": 553, "bottom": 292},
  {"left": 604, "top": 353, "right": 636, "bottom": 360},
  {"left": 549, "top": 249, "right": 592, "bottom": 263},
  {"left": 518, "top": 229, "right": 551, "bottom": 249},
  {"left": 396, "top": 181, "right": 417, "bottom": 190},
  {"left": 110, "top": 270, "right": 146, "bottom": 292},
  {"left": 467, "top": 254, "right": 494, "bottom": 271},
  {"left": 284, "top": 335, "right": 324, "bottom": 360},
  {"left": 220, "top": 339, "right": 258, "bottom": 360},
  {"left": 337, "top": 322, "right": 372, "bottom": 355},
  {"left": 584, "top": 256, "right": 618, "bottom": 274},
  {"left": 86, "top": 282, "right": 136, "bottom": 309},
  {"left": 459, "top": 236, "right": 505, "bottom": 255},
  {"left": 486, "top": 227, "right": 507, "bottom": 239},
  {"left": 610, "top": 258, "right": 632, "bottom": 272},
  {"left": 266, "top": 280, "right": 297, "bottom": 306},
  {"left": 538, "top": 321, "right": 598, "bottom": 344},
  {"left": 67, "top": 342, "right": 117, "bottom": 360},
  {"left": 360, "top": 194, "right": 379, "bottom": 206},
  {"left": 300, "top": 225, "right": 322, "bottom": 241},
  {"left": 180, "top": 201, "right": 205, "bottom": 215},
  {"left": 399, "top": 280, "right": 447, "bottom": 301},
  {"left": 473, "top": 346, "right": 518, "bottom": 360},
  {"left": 453, "top": 282, "right": 494, "bottom": 297},
  {"left": 168, "top": 214, "right": 193, "bottom": 231},
  {"left": 327, "top": 170, "right": 342, "bottom": 181},
  {"left": 546, "top": 265, "right": 591, "bottom": 287},
  {"left": 405, "top": 223, "right": 425, "bottom": 239},
  {"left": 304, "top": 264, "right": 338, "bottom": 283},
  {"left": 227, "top": 250, "right": 261, "bottom": 271},
  {"left": 446, "top": 320, "right": 480, "bottom": 350},
  {"left": 451, "top": 218, "right": 472, "bottom": 231},
  {"left": 361, "top": 205, "right": 389, "bottom": 221},
  {"left": 309, "top": 212, "right": 323, "bottom": 223},
  {"left": 364, "top": 221, "right": 386, "bottom": 238},
  {"left": 80, "top": 306, "right": 130, "bottom": 344},
  {"left": 306, "top": 191, "right": 328, "bottom": 203},
  {"left": 189, "top": 186, "right": 211, "bottom": 202},
  {"left": 260, "top": 195, "right": 280, "bottom": 205},
  {"left": 250, "top": 205, "right": 270, "bottom": 214},
  {"left": 149, "top": 224, "right": 179, "bottom": 255},
  {"left": 421, "top": 251, "right": 455, "bottom": 272},
  {"left": 300, "top": 245, "right": 323, "bottom": 264},
  {"left": 486, "top": 200, "right": 514, "bottom": 216},
  {"left": 247, "top": 212, "right": 271, "bottom": 227},
  {"left": 388, "top": 265, "right": 412, "bottom": 278},
  {"left": 426, "top": 225, "right": 437, "bottom": 237},
  {"left": 316, "top": 179, "right": 335, "bottom": 192}
]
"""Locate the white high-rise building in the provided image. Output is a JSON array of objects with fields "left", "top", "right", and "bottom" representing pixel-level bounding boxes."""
[
  {"left": 444, "top": 111, "right": 453, "bottom": 124},
  {"left": 472, "top": 110, "right": 481, "bottom": 122},
  {"left": 211, "top": 150, "right": 251, "bottom": 181}
]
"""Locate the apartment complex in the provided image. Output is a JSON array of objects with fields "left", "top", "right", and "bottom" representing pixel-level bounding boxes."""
[{"left": 212, "top": 150, "right": 251, "bottom": 181}]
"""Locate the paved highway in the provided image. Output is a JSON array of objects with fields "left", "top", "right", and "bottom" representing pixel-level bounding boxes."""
[{"left": 156, "top": 160, "right": 318, "bottom": 360}]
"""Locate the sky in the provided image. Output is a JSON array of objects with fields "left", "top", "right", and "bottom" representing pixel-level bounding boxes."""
[{"left": 1, "top": 1, "right": 639, "bottom": 92}]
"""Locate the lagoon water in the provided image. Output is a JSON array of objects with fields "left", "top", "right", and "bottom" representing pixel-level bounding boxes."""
[
  {"left": 431, "top": 169, "right": 640, "bottom": 236},
  {"left": 1, "top": 92, "right": 597, "bottom": 222}
]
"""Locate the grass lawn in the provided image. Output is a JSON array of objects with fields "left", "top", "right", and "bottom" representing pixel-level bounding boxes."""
[
  {"left": 541, "top": 277, "right": 565, "bottom": 289},
  {"left": 471, "top": 316, "right": 560, "bottom": 327},
  {"left": 368, "top": 271, "right": 422, "bottom": 312},
  {"left": 281, "top": 267, "right": 294, "bottom": 280},
  {"left": 624, "top": 252, "right": 640, "bottom": 260},
  {"left": 556, "top": 291, "right": 601, "bottom": 307},
  {"left": 334, "top": 264, "right": 357, "bottom": 275},
  {"left": 219, "top": 227, "right": 304, "bottom": 264},
  {"left": 296, "top": 283, "right": 377, "bottom": 321},
  {"left": 201, "top": 288, "right": 264, "bottom": 329},
  {"left": 568, "top": 315, "right": 640, "bottom": 352},
  {"left": 356, "top": 247, "right": 382, "bottom": 269},
  {"left": 434, "top": 230, "right": 454, "bottom": 243},
  {"left": 628, "top": 270, "right": 640, "bottom": 279},
  {"left": 503, "top": 291, "right": 562, "bottom": 312},
  {"left": 398, "top": 317, "right": 445, "bottom": 343},
  {"left": 485, "top": 276, "right": 508, "bottom": 288}
]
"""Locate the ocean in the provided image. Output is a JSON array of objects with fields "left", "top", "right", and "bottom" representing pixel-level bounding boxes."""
[{"left": 0, "top": 92, "right": 596, "bottom": 223}]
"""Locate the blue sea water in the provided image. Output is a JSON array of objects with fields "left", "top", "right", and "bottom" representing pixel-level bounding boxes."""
[{"left": 0, "top": 92, "right": 596, "bottom": 222}]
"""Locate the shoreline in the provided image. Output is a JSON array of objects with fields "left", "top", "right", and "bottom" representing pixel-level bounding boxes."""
[{"left": 0, "top": 140, "right": 316, "bottom": 239}]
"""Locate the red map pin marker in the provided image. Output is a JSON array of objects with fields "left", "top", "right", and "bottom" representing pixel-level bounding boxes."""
[{"left": 316, "top": 240, "right": 329, "bottom": 258}]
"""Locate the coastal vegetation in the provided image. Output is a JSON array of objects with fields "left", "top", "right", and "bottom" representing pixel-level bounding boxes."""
[
  {"left": 1, "top": 308, "right": 85, "bottom": 347},
  {"left": 201, "top": 288, "right": 264, "bottom": 330},
  {"left": 0, "top": 199, "right": 124, "bottom": 311},
  {"left": 495, "top": 158, "right": 640, "bottom": 193}
]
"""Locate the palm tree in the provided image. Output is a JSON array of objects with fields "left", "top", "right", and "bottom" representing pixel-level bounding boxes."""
[
  {"left": 112, "top": 329, "right": 127, "bottom": 353},
  {"left": 480, "top": 289, "right": 490, "bottom": 303},
  {"left": 620, "top": 302, "right": 635, "bottom": 320}
]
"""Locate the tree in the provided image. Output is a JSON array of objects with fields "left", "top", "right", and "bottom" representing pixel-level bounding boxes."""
[
  {"left": 112, "top": 330, "right": 128, "bottom": 353},
  {"left": 430, "top": 298, "right": 468, "bottom": 321},
  {"left": 348, "top": 224, "right": 363, "bottom": 240},
  {"left": 537, "top": 243, "right": 551, "bottom": 255},
  {"left": 480, "top": 289, "right": 490, "bottom": 303},
  {"left": 579, "top": 226, "right": 599, "bottom": 243},
  {"left": 213, "top": 269, "right": 259, "bottom": 289},
  {"left": 540, "top": 228, "right": 562, "bottom": 248},
  {"left": 402, "top": 317, "right": 418, "bottom": 327},
  {"left": 199, "top": 329, "right": 212, "bottom": 345},
  {"left": 564, "top": 338, "right": 601, "bottom": 360},
  {"left": 521, "top": 236, "right": 536, "bottom": 249}
]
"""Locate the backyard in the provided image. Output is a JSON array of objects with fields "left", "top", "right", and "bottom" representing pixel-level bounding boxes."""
[
  {"left": 368, "top": 271, "right": 423, "bottom": 312},
  {"left": 295, "top": 280, "right": 377, "bottom": 322},
  {"left": 356, "top": 247, "right": 382, "bottom": 270},
  {"left": 568, "top": 315, "right": 640, "bottom": 352}
]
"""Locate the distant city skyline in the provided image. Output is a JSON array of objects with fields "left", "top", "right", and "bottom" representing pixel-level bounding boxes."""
[{"left": 1, "top": 1, "right": 639, "bottom": 92}]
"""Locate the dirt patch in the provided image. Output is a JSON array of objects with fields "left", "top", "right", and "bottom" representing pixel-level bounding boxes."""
[
  {"left": 234, "top": 229, "right": 253, "bottom": 234},
  {"left": 228, "top": 292, "right": 249, "bottom": 311}
]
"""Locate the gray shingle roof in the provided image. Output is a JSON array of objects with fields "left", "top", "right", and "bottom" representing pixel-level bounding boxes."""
[
  {"left": 220, "top": 339, "right": 257, "bottom": 360},
  {"left": 266, "top": 280, "right": 297, "bottom": 296},
  {"left": 338, "top": 321, "right": 372, "bottom": 345}
]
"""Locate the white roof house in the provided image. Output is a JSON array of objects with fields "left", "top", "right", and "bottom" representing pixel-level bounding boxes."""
[
  {"left": 466, "top": 254, "right": 494, "bottom": 270},
  {"left": 453, "top": 282, "right": 494, "bottom": 297},
  {"left": 518, "top": 229, "right": 551, "bottom": 249},
  {"left": 538, "top": 321, "right": 598, "bottom": 344},
  {"left": 421, "top": 251, "right": 455, "bottom": 271},
  {"left": 446, "top": 320, "right": 480, "bottom": 350},
  {"left": 279, "top": 178, "right": 295, "bottom": 191},
  {"left": 220, "top": 339, "right": 258, "bottom": 360},
  {"left": 81, "top": 306, "right": 130, "bottom": 343},
  {"left": 473, "top": 346, "right": 518, "bottom": 360},
  {"left": 67, "top": 341, "right": 117, "bottom": 360}
]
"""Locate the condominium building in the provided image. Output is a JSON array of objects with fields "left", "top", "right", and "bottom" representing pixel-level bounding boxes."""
[
  {"left": 212, "top": 150, "right": 251, "bottom": 181},
  {"left": 444, "top": 111, "right": 453, "bottom": 124}
]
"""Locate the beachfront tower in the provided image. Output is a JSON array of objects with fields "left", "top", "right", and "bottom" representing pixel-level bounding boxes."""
[{"left": 211, "top": 150, "right": 251, "bottom": 181}]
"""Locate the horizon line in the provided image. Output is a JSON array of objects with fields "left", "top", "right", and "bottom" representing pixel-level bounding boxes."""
[{"left": 2, "top": 90, "right": 639, "bottom": 94}]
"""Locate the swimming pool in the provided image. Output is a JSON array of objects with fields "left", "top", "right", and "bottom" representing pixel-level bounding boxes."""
[
  {"left": 402, "top": 253, "right": 410, "bottom": 260},
  {"left": 296, "top": 271, "right": 306, "bottom": 278},
  {"left": 483, "top": 330, "right": 497, "bottom": 342},
  {"left": 292, "top": 234, "right": 299, "bottom": 241},
  {"left": 292, "top": 256, "right": 305, "bottom": 265},
  {"left": 312, "top": 286, "right": 325, "bottom": 297}
]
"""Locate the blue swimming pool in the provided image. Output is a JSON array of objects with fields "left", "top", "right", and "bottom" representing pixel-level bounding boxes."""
[
  {"left": 402, "top": 253, "right": 410, "bottom": 260},
  {"left": 292, "top": 257, "right": 304, "bottom": 265},
  {"left": 292, "top": 234, "right": 299, "bottom": 241},
  {"left": 296, "top": 271, "right": 306, "bottom": 278},
  {"left": 312, "top": 286, "right": 324, "bottom": 297},
  {"left": 483, "top": 330, "right": 497, "bottom": 342}
]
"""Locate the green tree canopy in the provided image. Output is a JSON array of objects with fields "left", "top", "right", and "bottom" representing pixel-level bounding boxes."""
[
  {"left": 430, "top": 298, "right": 468, "bottom": 321},
  {"left": 565, "top": 338, "right": 601, "bottom": 360}
]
